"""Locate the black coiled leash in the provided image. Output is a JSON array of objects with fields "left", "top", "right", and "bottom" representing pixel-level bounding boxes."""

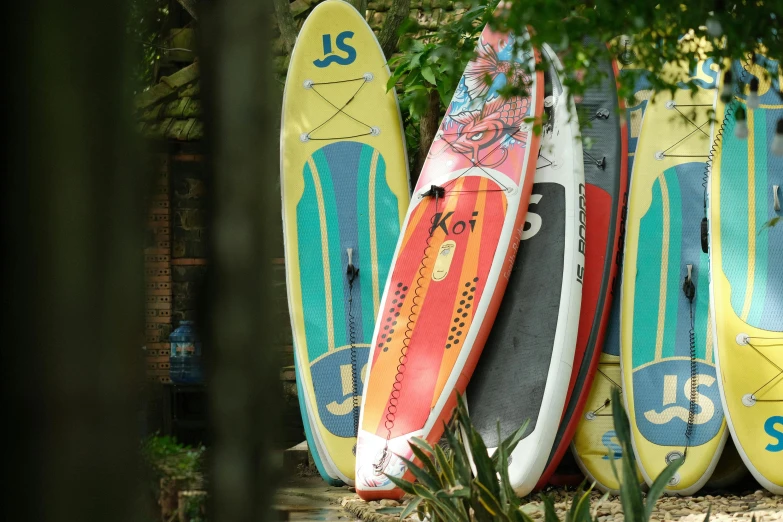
[
  {"left": 682, "top": 263, "right": 697, "bottom": 459},
  {"left": 346, "top": 248, "right": 360, "bottom": 442}
]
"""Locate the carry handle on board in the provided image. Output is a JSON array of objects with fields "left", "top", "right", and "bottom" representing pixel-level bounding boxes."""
[{"left": 701, "top": 217, "right": 708, "bottom": 253}]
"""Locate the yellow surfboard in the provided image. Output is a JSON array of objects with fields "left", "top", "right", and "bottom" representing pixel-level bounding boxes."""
[
  {"left": 621, "top": 49, "right": 727, "bottom": 495},
  {"left": 709, "top": 54, "right": 783, "bottom": 494},
  {"left": 280, "top": 0, "right": 409, "bottom": 484}
]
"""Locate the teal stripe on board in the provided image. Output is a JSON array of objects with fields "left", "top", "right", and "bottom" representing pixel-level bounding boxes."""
[
  {"left": 373, "top": 154, "right": 400, "bottom": 327},
  {"left": 748, "top": 109, "right": 769, "bottom": 326},
  {"left": 632, "top": 179, "right": 664, "bottom": 368},
  {"left": 293, "top": 346, "right": 342, "bottom": 486},
  {"left": 356, "top": 145, "right": 375, "bottom": 338},
  {"left": 297, "top": 161, "right": 330, "bottom": 362},
  {"left": 661, "top": 169, "right": 683, "bottom": 360},
  {"left": 720, "top": 108, "right": 750, "bottom": 318},
  {"left": 694, "top": 247, "right": 710, "bottom": 361},
  {"left": 313, "top": 150, "right": 348, "bottom": 350}
]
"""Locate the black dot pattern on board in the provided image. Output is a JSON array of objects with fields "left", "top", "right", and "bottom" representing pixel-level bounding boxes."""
[
  {"left": 397, "top": 282, "right": 403, "bottom": 287},
  {"left": 383, "top": 347, "right": 389, "bottom": 352},
  {"left": 444, "top": 279, "right": 479, "bottom": 351},
  {"left": 402, "top": 286, "right": 408, "bottom": 292}
]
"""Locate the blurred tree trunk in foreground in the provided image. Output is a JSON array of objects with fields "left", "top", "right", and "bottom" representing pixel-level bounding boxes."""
[
  {"left": 1, "top": 1, "right": 148, "bottom": 522},
  {"left": 200, "top": 0, "right": 284, "bottom": 521}
]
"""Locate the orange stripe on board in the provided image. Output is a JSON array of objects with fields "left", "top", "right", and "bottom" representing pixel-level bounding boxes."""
[
  {"left": 431, "top": 177, "right": 488, "bottom": 406},
  {"left": 361, "top": 179, "right": 465, "bottom": 434},
  {"left": 400, "top": 196, "right": 430, "bottom": 252}
]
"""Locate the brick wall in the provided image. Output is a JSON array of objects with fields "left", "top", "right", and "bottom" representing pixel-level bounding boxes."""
[{"left": 145, "top": 155, "right": 174, "bottom": 383}]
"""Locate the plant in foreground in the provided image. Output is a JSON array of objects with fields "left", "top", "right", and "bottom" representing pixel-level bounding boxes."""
[{"left": 387, "top": 387, "right": 687, "bottom": 522}]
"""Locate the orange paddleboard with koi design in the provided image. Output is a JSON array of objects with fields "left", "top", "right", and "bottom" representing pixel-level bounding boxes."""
[{"left": 355, "top": 23, "right": 543, "bottom": 500}]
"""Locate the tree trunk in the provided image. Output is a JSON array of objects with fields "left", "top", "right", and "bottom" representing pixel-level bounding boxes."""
[
  {"left": 2, "top": 1, "right": 147, "bottom": 522},
  {"left": 273, "top": 0, "right": 298, "bottom": 54},
  {"left": 351, "top": 0, "right": 368, "bottom": 17},
  {"left": 378, "top": 0, "right": 410, "bottom": 59},
  {"left": 199, "top": 0, "right": 283, "bottom": 521},
  {"left": 415, "top": 89, "right": 442, "bottom": 184}
]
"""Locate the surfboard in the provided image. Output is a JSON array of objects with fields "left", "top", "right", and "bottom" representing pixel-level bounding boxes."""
[
  {"left": 709, "top": 53, "right": 783, "bottom": 494},
  {"left": 535, "top": 44, "right": 628, "bottom": 489},
  {"left": 466, "top": 44, "right": 583, "bottom": 497},
  {"left": 704, "top": 438, "right": 749, "bottom": 490},
  {"left": 571, "top": 62, "right": 652, "bottom": 494},
  {"left": 355, "top": 22, "right": 543, "bottom": 500},
  {"left": 621, "top": 49, "right": 727, "bottom": 495},
  {"left": 280, "top": 0, "right": 410, "bottom": 485}
]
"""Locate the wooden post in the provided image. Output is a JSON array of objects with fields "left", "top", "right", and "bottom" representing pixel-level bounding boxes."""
[
  {"left": 2, "top": 1, "right": 148, "bottom": 522},
  {"left": 199, "top": 0, "right": 284, "bottom": 520}
]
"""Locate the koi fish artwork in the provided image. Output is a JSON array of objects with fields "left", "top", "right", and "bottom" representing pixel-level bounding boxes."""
[{"left": 431, "top": 34, "right": 532, "bottom": 169}]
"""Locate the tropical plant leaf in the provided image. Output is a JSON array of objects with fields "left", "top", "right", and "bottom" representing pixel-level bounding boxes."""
[
  {"left": 473, "top": 479, "right": 508, "bottom": 521},
  {"left": 434, "top": 442, "right": 458, "bottom": 488},
  {"left": 409, "top": 440, "right": 441, "bottom": 479},
  {"left": 398, "top": 454, "right": 442, "bottom": 493},
  {"left": 610, "top": 386, "right": 645, "bottom": 522},
  {"left": 644, "top": 456, "right": 684, "bottom": 521},
  {"left": 385, "top": 473, "right": 418, "bottom": 496},
  {"left": 541, "top": 493, "right": 560, "bottom": 522},
  {"left": 400, "top": 497, "right": 422, "bottom": 520}
]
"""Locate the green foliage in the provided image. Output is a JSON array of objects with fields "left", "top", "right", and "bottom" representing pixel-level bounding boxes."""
[
  {"left": 388, "top": 2, "right": 497, "bottom": 119},
  {"left": 141, "top": 433, "right": 205, "bottom": 482},
  {"left": 387, "top": 387, "right": 689, "bottom": 522},
  {"left": 127, "top": 0, "right": 169, "bottom": 91}
]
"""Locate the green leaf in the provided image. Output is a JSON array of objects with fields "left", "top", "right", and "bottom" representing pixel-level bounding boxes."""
[
  {"left": 541, "top": 493, "right": 560, "bottom": 522},
  {"left": 434, "top": 443, "right": 458, "bottom": 487},
  {"left": 610, "top": 387, "right": 645, "bottom": 522},
  {"left": 644, "top": 456, "right": 684, "bottom": 520},
  {"left": 398, "top": 454, "right": 442, "bottom": 493},
  {"left": 421, "top": 66, "right": 437, "bottom": 85},
  {"left": 400, "top": 497, "right": 422, "bottom": 520},
  {"left": 385, "top": 473, "right": 417, "bottom": 496}
]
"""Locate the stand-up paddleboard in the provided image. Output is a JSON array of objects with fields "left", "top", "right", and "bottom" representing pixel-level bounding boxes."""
[
  {"left": 621, "top": 49, "right": 727, "bottom": 495},
  {"left": 709, "top": 53, "right": 783, "bottom": 494},
  {"left": 281, "top": 0, "right": 410, "bottom": 485},
  {"left": 704, "top": 438, "right": 749, "bottom": 490},
  {"left": 466, "top": 44, "right": 582, "bottom": 497},
  {"left": 535, "top": 44, "right": 628, "bottom": 489},
  {"left": 355, "top": 23, "right": 543, "bottom": 500},
  {"left": 571, "top": 61, "right": 652, "bottom": 493}
]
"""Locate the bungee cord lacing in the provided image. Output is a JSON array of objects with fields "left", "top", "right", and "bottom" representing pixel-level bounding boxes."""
[
  {"left": 738, "top": 335, "right": 783, "bottom": 404},
  {"left": 301, "top": 74, "right": 379, "bottom": 142}
]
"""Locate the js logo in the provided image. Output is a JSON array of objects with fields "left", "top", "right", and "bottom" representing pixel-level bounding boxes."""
[
  {"left": 312, "top": 346, "right": 370, "bottom": 437},
  {"left": 633, "top": 360, "right": 722, "bottom": 446},
  {"left": 765, "top": 416, "right": 783, "bottom": 452},
  {"left": 601, "top": 430, "right": 623, "bottom": 461},
  {"left": 313, "top": 31, "right": 357, "bottom": 68}
]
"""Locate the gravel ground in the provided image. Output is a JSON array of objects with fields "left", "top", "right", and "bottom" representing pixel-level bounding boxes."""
[{"left": 340, "top": 489, "right": 783, "bottom": 522}]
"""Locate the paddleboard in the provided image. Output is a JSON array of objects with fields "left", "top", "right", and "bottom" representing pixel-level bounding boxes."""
[
  {"left": 355, "top": 21, "right": 543, "bottom": 500},
  {"left": 466, "top": 43, "right": 583, "bottom": 497},
  {"left": 571, "top": 62, "right": 653, "bottom": 493},
  {"left": 536, "top": 44, "right": 628, "bottom": 489},
  {"left": 280, "top": 0, "right": 410, "bottom": 485},
  {"left": 621, "top": 48, "right": 727, "bottom": 495},
  {"left": 709, "top": 53, "right": 783, "bottom": 494}
]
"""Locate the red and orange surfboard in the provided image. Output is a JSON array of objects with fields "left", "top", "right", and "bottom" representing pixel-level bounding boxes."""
[{"left": 355, "top": 23, "right": 543, "bottom": 500}]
